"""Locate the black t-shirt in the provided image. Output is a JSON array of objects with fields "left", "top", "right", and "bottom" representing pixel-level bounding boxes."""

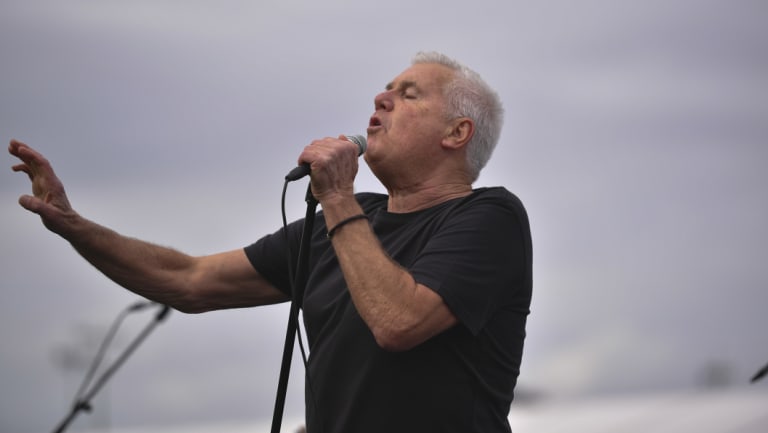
[{"left": 244, "top": 187, "right": 532, "bottom": 433}]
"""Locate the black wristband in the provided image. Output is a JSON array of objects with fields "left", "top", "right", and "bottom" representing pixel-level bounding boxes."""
[{"left": 327, "top": 214, "right": 368, "bottom": 239}]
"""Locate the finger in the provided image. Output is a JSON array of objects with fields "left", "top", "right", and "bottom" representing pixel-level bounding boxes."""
[
  {"left": 15, "top": 144, "right": 38, "bottom": 163},
  {"left": 297, "top": 144, "right": 314, "bottom": 166},
  {"left": 300, "top": 138, "right": 332, "bottom": 163},
  {"left": 8, "top": 139, "right": 31, "bottom": 158},
  {"left": 8, "top": 138, "right": 23, "bottom": 151},
  {"left": 18, "top": 194, "right": 43, "bottom": 213},
  {"left": 9, "top": 140, "right": 21, "bottom": 157},
  {"left": 11, "top": 163, "right": 31, "bottom": 174},
  {"left": 13, "top": 146, "right": 55, "bottom": 178},
  {"left": 11, "top": 141, "right": 46, "bottom": 165},
  {"left": 11, "top": 163, "right": 34, "bottom": 181}
]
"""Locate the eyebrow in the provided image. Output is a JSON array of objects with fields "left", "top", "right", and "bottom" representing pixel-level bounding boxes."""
[{"left": 385, "top": 80, "right": 418, "bottom": 92}]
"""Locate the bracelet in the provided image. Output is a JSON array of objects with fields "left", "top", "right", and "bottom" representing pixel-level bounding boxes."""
[{"left": 327, "top": 214, "right": 368, "bottom": 239}]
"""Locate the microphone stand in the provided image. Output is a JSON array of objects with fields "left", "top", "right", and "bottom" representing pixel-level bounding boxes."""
[
  {"left": 751, "top": 360, "right": 768, "bottom": 383},
  {"left": 51, "top": 304, "right": 171, "bottom": 433},
  {"left": 271, "top": 184, "right": 317, "bottom": 433}
]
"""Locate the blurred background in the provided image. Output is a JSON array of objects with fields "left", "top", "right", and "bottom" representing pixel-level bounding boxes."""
[{"left": 2, "top": 0, "right": 767, "bottom": 432}]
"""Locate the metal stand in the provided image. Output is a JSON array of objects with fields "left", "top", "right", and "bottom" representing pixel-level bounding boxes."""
[
  {"left": 52, "top": 304, "right": 171, "bottom": 433},
  {"left": 271, "top": 185, "right": 318, "bottom": 433}
]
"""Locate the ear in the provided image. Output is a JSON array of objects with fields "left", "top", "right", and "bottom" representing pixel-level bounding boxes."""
[{"left": 442, "top": 117, "right": 474, "bottom": 150}]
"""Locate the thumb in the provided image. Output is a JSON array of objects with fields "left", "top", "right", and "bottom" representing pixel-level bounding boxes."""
[
  {"left": 18, "top": 194, "right": 59, "bottom": 221},
  {"left": 18, "top": 194, "right": 43, "bottom": 213},
  {"left": 18, "top": 194, "right": 77, "bottom": 235}
]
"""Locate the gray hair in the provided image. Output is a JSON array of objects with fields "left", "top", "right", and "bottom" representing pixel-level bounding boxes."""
[{"left": 412, "top": 51, "right": 504, "bottom": 182}]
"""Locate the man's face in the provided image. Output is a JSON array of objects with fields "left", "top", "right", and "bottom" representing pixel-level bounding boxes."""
[{"left": 364, "top": 63, "right": 455, "bottom": 180}]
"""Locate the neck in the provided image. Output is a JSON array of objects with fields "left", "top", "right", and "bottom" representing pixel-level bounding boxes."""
[{"left": 386, "top": 182, "right": 472, "bottom": 213}]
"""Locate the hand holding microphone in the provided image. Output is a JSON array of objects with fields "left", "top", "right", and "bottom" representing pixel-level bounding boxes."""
[
  {"left": 285, "top": 135, "right": 368, "bottom": 203},
  {"left": 285, "top": 135, "right": 367, "bottom": 181}
]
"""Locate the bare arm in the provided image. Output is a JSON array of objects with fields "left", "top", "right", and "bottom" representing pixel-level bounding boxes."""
[
  {"left": 9, "top": 139, "right": 288, "bottom": 312},
  {"left": 324, "top": 197, "right": 457, "bottom": 351},
  {"left": 69, "top": 221, "right": 288, "bottom": 313},
  {"left": 298, "top": 137, "right": 457, "bottom": 351}
]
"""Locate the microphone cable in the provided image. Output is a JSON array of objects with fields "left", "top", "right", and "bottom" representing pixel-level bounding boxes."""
[
  {"left": 280, "top": 180, "right": 312, "bottom": 370},
  {"left": 278, "top": 177, "right": 324, "bottom": 433}
]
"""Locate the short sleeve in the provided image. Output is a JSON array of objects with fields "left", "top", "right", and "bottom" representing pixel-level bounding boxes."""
[
  {"left": 410, "top": 190, "right": 532, "bottom": 335},
  {"left": 243, "top": 218, "right": 304, "bottom": 297}
]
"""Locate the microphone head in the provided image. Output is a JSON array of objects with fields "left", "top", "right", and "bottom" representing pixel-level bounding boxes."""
[{"left": 345, "top": 134, "right": 367, "bottom": 156}]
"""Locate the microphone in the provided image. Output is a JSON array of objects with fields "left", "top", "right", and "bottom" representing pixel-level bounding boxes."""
[{"left": 285, "top": 135, "right": 367, "bottom": 181}]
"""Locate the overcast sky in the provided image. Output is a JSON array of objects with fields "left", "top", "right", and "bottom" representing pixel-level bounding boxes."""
[{"left": 2, "top": 1, "right": 768, "bottom": 432}]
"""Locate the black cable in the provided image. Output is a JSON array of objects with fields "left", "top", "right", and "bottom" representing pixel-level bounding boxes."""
[
  {"left": 277, "top": 179, "right": 324, "bottom": 433},
  {"left": 281, "top": 180, "right": 312, "bottom": 367},
  {"left": 281, "top": 179, "right": 296, "bottom": 291}
]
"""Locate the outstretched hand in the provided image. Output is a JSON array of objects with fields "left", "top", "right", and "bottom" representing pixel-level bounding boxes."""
[{"left": 9, "top": 139, "right": 77, "bottom": 234}]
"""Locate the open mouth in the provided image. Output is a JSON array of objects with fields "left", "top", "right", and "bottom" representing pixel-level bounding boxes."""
[{"left": 367, "top": 116, "right": 383, "bottom": 134}]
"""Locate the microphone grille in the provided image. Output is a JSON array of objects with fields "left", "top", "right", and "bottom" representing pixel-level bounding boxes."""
[{"left": 346, "top": 134, "right": 367, "bottom": 155}]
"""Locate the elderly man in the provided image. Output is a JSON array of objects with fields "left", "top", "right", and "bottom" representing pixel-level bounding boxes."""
[{"left": 10, "top": 52, "right": 532, "bottom": 433}]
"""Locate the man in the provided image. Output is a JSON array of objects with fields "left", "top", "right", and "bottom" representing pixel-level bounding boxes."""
[{"left": 10, "top": 52, "right": 532, "bottom": 432}]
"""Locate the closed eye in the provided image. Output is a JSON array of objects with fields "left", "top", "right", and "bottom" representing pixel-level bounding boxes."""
[
  {"left": 386, "top": 80, "right": 420, "bottom": 100},
  {"left": 401, "top": 86, "right": 419, "bottom": 100}
]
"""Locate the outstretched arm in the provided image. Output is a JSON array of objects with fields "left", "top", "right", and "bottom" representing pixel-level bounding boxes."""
[{"left": 9, "top": 139, "right": 288, "bottom": 312}]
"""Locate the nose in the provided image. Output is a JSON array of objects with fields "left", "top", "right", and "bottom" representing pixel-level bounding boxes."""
[{"left": 374, "top": 90, "right": 394, "bottom": 112}]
